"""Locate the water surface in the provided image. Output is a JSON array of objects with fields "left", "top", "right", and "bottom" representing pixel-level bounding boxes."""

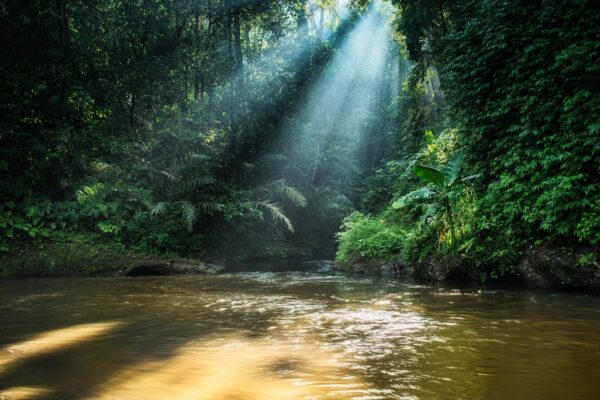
[{"left": 1, "top": 261, "right": 599, "bottom": 399}]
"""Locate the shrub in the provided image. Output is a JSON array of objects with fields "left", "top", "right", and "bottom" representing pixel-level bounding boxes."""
[{"left": 336, "top": 212, "right": 406, "bottom": 264}]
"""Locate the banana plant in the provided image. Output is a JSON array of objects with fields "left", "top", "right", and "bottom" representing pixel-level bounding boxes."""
[{"left": 392, "top": 149, "right": 476, "bottom": 255}]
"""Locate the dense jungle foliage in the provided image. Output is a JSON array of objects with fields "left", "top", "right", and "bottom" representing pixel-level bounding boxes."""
[
  {"left": 338, "top": 0, "right": 600, "bottom": 278},
  {"left": 1, "top": 0, "right": 598, "bottom": 278},
  {"left": 1, "top": 0, "right": 402, "bottom": 260}
]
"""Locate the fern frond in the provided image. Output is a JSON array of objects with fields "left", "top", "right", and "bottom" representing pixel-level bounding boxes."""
[
  {"left": 256, "top": 201, "right": 294, "bottom": 232},
  {"left": 150, "top": 202, "right": 168, "bottom": 215},
  {"left": 181, "top": 175, "right": 216, "bottom": 193},
  {"left": 179, "top": 201, "right": 198, "bottom": 231},
  {"left": 198, "top": 201, "right": 224, "bottom": 215},
  {"left": 159, "top": 170, "right": 175, "bottom": 181}
]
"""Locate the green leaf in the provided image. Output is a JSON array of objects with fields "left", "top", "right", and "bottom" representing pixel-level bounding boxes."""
[
  {"left": 150, "top": 202, "right": 168, "bottom": 215},
  {"left": 269, "top": 179, "right": 308, "bottom": 208},
  {"left": 424, "top": 130, "right": 436, "bottom": 154},
  {"left": 392, "top": 188, "right": 435, "bottom": 209},
  {"left": 198, "top": 201, "right": 224, "bottom": 215},
  {"left": 461, "top": 173, "right": 481, "bottom": 183},
  {"left": 413, "top": 165, "right": 445, "bottom": 188},
  {"left": 423, "top": 203, "right": 440, "bottom": 217},
  {"left": 179, "top": 201, "right": 197, "bottom": 231},
  {"left": 182, "top": 175, "right": 216, "bottom": 193},
  {"left": 256, "top": 201, "right": 294, "bottom": 232},
  {"left": 97, "top": 222, "right": 120, "bottom": 234},
  {"left": 443, "top": 148, "right": 465, "bottom": 186}
]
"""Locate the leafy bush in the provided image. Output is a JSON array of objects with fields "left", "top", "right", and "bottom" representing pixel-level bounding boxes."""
[
  {"left": 336, "top": 212, "right": 406, "bottom": 264},
  {"left": 0, "top": 182, "right": 153, "bottom": 253}
]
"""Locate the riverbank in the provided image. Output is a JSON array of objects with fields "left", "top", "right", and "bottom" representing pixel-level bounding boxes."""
[
  {"left": 3, "top": 237, "right": 599, "bottom": 295},
  {"left": 334, "top": 245, "right": 600, "bottom": 294},
  {"left": 0, "top": 232, "right": 321, "bottom": 278},
  {"left": 0, "top": 236, "right": 227, "bottom": 278}
]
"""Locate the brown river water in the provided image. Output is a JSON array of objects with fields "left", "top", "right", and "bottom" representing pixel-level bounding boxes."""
[{"left": 1, "top": 260, "right": 599, "bottom": 400}]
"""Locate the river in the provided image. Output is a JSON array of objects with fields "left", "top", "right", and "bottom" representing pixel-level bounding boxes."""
[{"left": 1, "top": 260, "right": 599, "bottom": 399}]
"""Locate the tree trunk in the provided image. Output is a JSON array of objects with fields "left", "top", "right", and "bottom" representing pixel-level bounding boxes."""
[
  {"left": 233, "top": 12, "right": 243, "bottom": 68},
  {"left": 194, "top": 6, "right": 201, "bottom": 100},
  {"left": 297, "top": 0, "right": 308, "bottom": 31},
  {"left": 226, "top": 4, "right": 233, "bottom": 71}
]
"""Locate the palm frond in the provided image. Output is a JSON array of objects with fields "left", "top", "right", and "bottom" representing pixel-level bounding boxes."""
[
  {"left": 198, "top": 201, "right": 224, "bottom": 215},
  {"left": 179, "top": 201, "right": 198, "bottom": 231},
  {"left": 256, "top": 201, "right": 294, "bottom": 232},
  {"left": 150, "top": 201, "right": 168, "bottom": 215},
  {"left": 181, "top": 175, "right": 216, "bottom": 193},
  {"left": 270, "top": 179, "right": 307, "bottom": 208}
]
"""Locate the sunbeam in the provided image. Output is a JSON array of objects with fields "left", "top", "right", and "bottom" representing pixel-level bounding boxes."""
[
  {"left": 210, "top": 0, "right": 352, "bottom": 102},
  {"left": 279, "top": 2, "right": 394, "bottom": 187}
]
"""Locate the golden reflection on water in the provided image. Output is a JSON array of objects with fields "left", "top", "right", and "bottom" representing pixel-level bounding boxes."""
[
  {"left": 95, "top": 334, "right": 364, "bottom": 400},
  {"left": 1, "top": 322, "right": 122, "bottom": 364},
  {"left": 1, "top": 324, "right": 367, "bottom": 400},
  {"left": 0, "top": 386, "right": 51, "bottom": 400}
]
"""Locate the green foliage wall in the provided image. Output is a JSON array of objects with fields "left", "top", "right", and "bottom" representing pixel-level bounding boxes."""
[
  {"left": 395, "top": 0, "right": 600, "bottom": 249},
  {"left": 337, "top": 0, "right": 598, "bottom": 274},
  {"left": 441, "top": 0, "right": 600, "bottom": 247}
]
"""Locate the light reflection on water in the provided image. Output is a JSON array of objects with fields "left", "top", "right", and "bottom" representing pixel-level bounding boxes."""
[{"left": 1, "top": 262, "right": 600, "bottom": 399}]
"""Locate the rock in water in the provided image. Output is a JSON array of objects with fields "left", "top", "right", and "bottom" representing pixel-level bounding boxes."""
[{"left": 124, "top": 260, "right": 225, "bottom": 277}]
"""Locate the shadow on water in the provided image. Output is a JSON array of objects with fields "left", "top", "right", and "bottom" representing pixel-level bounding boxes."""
[
  {"left": 0, "top": 324, "right": 364, "bottom": 400},
  {"left": 0, "top": 262, "right": 369, "bottom": 399}
]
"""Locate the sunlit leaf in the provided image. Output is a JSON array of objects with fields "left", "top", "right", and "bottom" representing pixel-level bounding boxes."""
[
  {"left": 150, "top": 202, "right": 168, "bottom": 215},
  {"left": 443, "top": 148, "right": 465, "bottom": 186},
  {"left": 256, "top": 201, "right": 294, "bottom": 232}
]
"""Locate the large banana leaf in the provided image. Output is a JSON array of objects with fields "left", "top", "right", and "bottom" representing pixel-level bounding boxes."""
[
  {"left": 422, "top": 203, "right": 440, "bottom": 217},
  {"left": 443, "top": 148, "right": 465, "bottom": 186},
  {"left": 442, "top": 190, "right": 458, "bottom": 203},
  {"left": 392, "top": 188, "right": 435, "bottom": 209},
  {"left": 413, "top": 164, "right": 445, "bottom": 188},
  {"left": 417, "top": 203, "right": 441, "bottom": 224}
]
